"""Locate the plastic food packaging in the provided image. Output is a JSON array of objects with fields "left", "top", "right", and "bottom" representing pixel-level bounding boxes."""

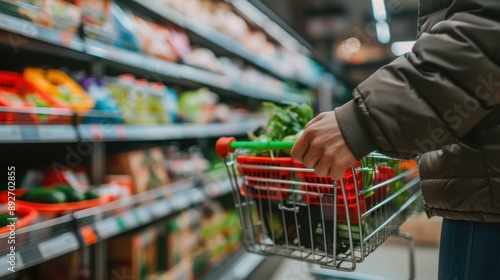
[
  {"left": 134, "top": 16, "right": 178, "bottom": 62},
  {"left": 107, "top": 74, "right": 136, "bottom": 124},
  {"left": 23, "top": 68, "right": 95, "bottom": 114},
  {"left": 0, "top": 71, "right": 71, "bottom": 124},
  {"left": 178, "top": 87, "right": 218, "bottom": 124},
  {"left": 182, "top": 48, "right": 222, "bottom": 73},
  {"left": 76, "top": 0, "right": 116, "bottom": 43},
  {"left": 16, "top": 0, "right": 81, "bottom": 34},
  {"left": 79, "top": 75, "right": 123, "bottom": 124},
  {"left": 111, "top": 3, "right": 141, "bottom": 51},
  {"left": 149, "top": 82, "right": 178, "bottom": 124},
  {"left": 133, "top": 79, "right": 155, "bottom": 124}
]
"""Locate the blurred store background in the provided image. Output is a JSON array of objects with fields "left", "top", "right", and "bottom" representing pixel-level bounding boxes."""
[{"left": 0, "top": 0, "right": 440, "bottom": 279}]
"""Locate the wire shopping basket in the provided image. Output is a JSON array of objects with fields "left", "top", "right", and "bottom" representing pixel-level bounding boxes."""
[{"left": 215, "top": 137, "right": 422, "bottom": 272}]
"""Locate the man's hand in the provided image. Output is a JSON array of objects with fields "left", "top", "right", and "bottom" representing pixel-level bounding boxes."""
[{"left": 291, "top": 111, "right": 357, "bottom": 180}]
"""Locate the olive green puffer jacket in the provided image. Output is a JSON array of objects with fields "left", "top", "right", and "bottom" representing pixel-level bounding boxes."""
[{"left": 335, "top": 0, "right": 500, "bottom": 222}]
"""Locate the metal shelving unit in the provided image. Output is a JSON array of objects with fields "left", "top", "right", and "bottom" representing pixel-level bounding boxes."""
[
  {"left": 0, "top": 125, "right": 78, "bottom": 143},
  {"left": 0, "top": 118, "right": 265, "bottom": 143},
  {"left": 0, "top": 0, "right": 336, "bottom": 278},
  {"left": 0, "top": 176, "right": 233, "bottom": 278},
  {"left": 131, "top": 0, "right": 317, "bottom": 87},
  {"left": 0, "top": 11, "right": 84, "bottom": 52},
  {"left": 0, "top": 215, "right": 77, "bottom": 277},
  {"left": 0, "top": 12, "right": 310, "bottom": 105}
]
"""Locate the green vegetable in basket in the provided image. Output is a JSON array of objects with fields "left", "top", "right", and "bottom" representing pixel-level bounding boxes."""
[
  {"left": 250, "top": 102, "right": 313, "bottom": 156},
  {"left": 295, "top": 103, "right": 313, "bottom": 126}
]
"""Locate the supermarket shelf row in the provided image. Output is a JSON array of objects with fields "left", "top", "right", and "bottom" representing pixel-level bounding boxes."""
[
  {"left": 0, "top": 12, "right": 312, "bottom": 104},
  {"left": 229, "top": 0, "right": 311, "bottom": 55},
  {"left": 131, "top": 0, "right": 317, "bottom": 87},
  {"left": 0, "top": 176, "right": 233, "bottom": 277},
  {"left": 0, "top": 118, "right": 266, "bottom": 143}
]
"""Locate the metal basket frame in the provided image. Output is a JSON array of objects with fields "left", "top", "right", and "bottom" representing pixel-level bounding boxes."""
[{"left": 222, "top": 150, "right": 421, "bottom": 273}]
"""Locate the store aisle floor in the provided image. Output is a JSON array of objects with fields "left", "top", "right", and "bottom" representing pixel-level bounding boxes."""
[{"left": 268, "top": 237, "right": 439, "bottom": 280}]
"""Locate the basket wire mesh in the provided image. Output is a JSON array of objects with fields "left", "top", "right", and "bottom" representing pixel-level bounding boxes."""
[{"left": 217, "top": 139, "right": 421, "bottom": 272}]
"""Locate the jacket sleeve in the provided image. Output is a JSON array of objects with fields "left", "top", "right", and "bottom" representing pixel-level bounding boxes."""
[{"left": 335, "top": 0, "right": 500, "bottom": 160}]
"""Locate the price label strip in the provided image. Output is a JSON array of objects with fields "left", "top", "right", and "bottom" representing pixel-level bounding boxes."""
[
  {"left": 38, "top": 125, "right": 77, "bottom": 141},
  {"left": 79, "top": 226, "right": 98, "bottom": 246},
  {"left": 94, "top": 218, "right": 121, "bottom": 239},
  {"left": 38, "top": 233, "right": 79, "bottom": 260},
  {"left": 190, "top": 188, "right": 205, "bottom": 204},
  {"left": 117, "top": 210, "right": 137, "bottom": 230},
  {"left": 150, "top": 200, "right": 172, "bottom": 218},
  {"left": 20, "top": 126, "right": 40, "bottom": 141},
  {"left": 0, "top": 126, "right": 22, "bottom": 141},
  {"left": 135, "top": 206, "right": 153, "bottom": 224},
  {"left": 171, "top": 193, "right": 190, "bottom": 211},
  {"left": 0, "top": 254, "right": 23, "bottom": 276}
]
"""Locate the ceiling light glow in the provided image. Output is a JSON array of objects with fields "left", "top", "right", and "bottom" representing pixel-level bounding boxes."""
[{"left": 391, "top": 40, "right": 416, "bottom": 56}]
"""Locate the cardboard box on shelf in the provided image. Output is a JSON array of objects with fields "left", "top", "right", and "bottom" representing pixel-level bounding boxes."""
[
  {"left": 107, "top": 148, "right": 170, "bottom": 194},
  {"left": 107, "top": 226, "right": 159, "bottom": 280}
]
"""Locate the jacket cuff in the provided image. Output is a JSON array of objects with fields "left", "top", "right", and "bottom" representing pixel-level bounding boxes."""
[{"left": 335, "top": 100, "right": 378, "bottom": 160}]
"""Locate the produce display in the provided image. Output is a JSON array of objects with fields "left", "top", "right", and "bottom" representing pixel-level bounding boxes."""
[{"left": 107, "top": 75, "right": 179, "bottom": 125}]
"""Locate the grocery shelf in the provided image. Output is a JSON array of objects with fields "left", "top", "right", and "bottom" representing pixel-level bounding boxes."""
[
  {"left": 229, "top": 0, "right": 346, "bottom": 81},
  {"left": 0, "top": 176, "right": 232, "bottom": 276},
  {"left": 77, "top": 118, "right": 266, "bottom": 142},
  {"left": 74, "top": 178, "right": 232, "bottom": 243},
  {"left": 0, "top": 12, "right": 309, "bottom": 105},
  {"left": 0, "top": 12, "right": 83, "bottom": 52},
  {"left": 0, "top": 125, "right": 78, "bottom": 143},
  {"left": 0, "top": 215, "right": 78, "bottom": 278},
  {"left": 131, "top": 0, "right": 317, "bottom": 87},
  {"left": 0, "top": 118, "right": 265, "bottom": 143},
  {"left": 85, "top": 39, "right": 309, "bottom": 104}
]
